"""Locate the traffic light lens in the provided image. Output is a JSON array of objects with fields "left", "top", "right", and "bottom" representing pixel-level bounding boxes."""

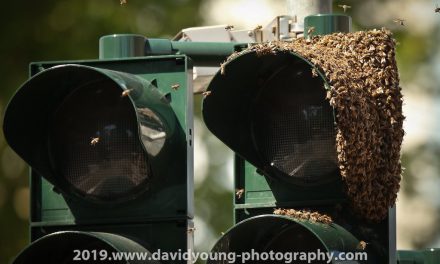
[
  {"left": 49, "top": 79, "right": 150, "bottom": 203},
  {"left": 251, "top": 63, "right": 338, "bottom": 185}
]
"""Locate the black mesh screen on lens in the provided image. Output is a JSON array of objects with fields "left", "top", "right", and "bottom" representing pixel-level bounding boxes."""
[
  {"left": 49, "top": 79, "right": 150, "bottom": 203},
  {"left": 251, "top": 63, "right": 338, "bottom": 185}
]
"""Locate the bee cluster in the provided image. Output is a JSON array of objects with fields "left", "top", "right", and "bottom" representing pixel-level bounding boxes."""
[
  {"left": 274, "top": 208, "right": 333, "bottom": 224},
  {"left": 223, "top": 28, "right": 404, "bottom": 222}
]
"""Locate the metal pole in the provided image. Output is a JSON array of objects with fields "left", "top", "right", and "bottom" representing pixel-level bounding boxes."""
[{"left": 287, "top": 0, "right": 333, "bottom": 32}]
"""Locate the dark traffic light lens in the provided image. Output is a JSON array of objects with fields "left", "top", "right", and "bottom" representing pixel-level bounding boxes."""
[
  {"left": 49, "top": 79, "right": 151, "bottom": 203},
  {"left": 251, "top": 63, "right": 338, "bottom": 185}
]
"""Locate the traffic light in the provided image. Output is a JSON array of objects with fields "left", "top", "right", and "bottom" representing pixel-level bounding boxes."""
[
  {"left": 3, "top": 35, "right": 195, "bottom": 263},
  {"left": 203, "top": 15, "right": 401, "bottom": 263}
]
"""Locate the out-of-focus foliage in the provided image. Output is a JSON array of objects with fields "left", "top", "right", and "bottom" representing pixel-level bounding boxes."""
[{"left": 0, "top": 1, "right": 204, "bottom": 263}]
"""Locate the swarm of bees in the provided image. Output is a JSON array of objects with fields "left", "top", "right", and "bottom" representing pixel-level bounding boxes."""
[
  {"left": 225, "top": 28, "right": 404, "bottom": 222},
  {"left": 274, "top": 208, "right": 333, "bottom": 224}
]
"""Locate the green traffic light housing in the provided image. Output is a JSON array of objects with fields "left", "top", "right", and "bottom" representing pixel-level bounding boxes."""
[
  {"left": 3, "top": 53, "right": 195, "bottom": 263},
  {"left": 203, "top": 51, "right": 338, "bottom": 186},
  {"left": 4, "top": 64, "right": 178, "bottom": 203},
  {"left": 202, "top": 28, "right": 399, "bottom": 263}
]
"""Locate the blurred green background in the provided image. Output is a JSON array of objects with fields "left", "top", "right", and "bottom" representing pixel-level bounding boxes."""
[{"left": 0, "top": 0, "right": 439, "bottom": 263}]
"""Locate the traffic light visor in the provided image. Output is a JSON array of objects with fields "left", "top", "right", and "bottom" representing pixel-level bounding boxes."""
[
  {"left": 203, "top": 52, "right": 338, "bottom": 185},
  {"left": 3, "top": 64, "right": 173, "bottom": 203},
  {"left": 209, "top": 215, "right": 362, "bottom": 264},
  {"left": 13, "top": 231, "right": 159, "bottom": 264}
]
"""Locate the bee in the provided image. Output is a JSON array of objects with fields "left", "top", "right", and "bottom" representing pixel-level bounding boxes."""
[
  {"left": 357, "top": 241, "right": 368, "bottom": 250},
  {"left": 225, "top": 25, "right": 234, "bottom": 30},
  {"left": 393, "top": 19, "right": 405, "bottom": 26},
  {"left": 90, "top": 137, "right": 100, "bottom": 146},
  {"left": 338, "top": 4, "right": 351, "bottom": 13},
  {"left": 121, "top": 89, "right": 133, "bottom": 97},
  {"left": 120, "top": 0, "right": 127, "bottom": 5},
  {"left": 254, "top": 25, "right": 263, "bottom": 30},
  {"left": 187, "top": 227, "right": 196, "bottom": 234},
  {"left": 435, "top": 5, "right": 440, "bottom": 13},
  {"left": 202, "top": 91, "right": 212, "bottom": 98},
  {"left": 235, "top": 189, "right": 245, "bottom": 199},
  {"left": 307, "top": 26, "right": 315, "bottom": 37},
  {"left": 171, "top": 84, "right": 180, "bottom": 90},
  {"left": 311, "top": 67, "right": 318, "bottom": 77},
  {"left": 220, "top": 63, "right": 226, "bottom": 75}
]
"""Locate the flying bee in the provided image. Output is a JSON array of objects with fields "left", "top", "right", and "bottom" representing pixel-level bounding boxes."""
[
  {"left": 121, "top": 89, "right": 133, "bottom": 97},
  {"left": 225, "top": 25, "right": 234, "bottom": 30},
  {"left": 393, "top": 19, "right": 405, "bottom": 26},
  {"left": 120, "top": 0, "right": 127, "bottom": 5},
  {"left": 202, "top": 91, "right": 212, "bottom": 98},
  {"left": 435, "top": 5, "right": 440, "bottom": 13},
  {"left": 235, "top": 189, "right": 245, "bottom": 199},
  {"left": 187, "top": 227, "right": 196, "bottom": 234},
  {"left": 171, "top": 84, "right": 180, "bottom": 90},
  {"left": 90, "top": 137, "right": 100, "bottom": 146},
  {"left": 338, "top": 4, "right": 351, "bottom": 13},
  {"left": 357, "top": 241, "right": 368, "bottom": 250}
]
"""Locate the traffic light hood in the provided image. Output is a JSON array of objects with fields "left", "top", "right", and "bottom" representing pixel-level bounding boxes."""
[
  {"left": 3, "top": 64, "right": 177, "bottom": 202},
  {"left": 209, "top": 215, "right": 363, "bottom": 264},
  {"left": 13, "top": 231, "right": 159, "bottom": 264},
  {"left": 202, "top": 51, "right": 339, "bottom": 185}
]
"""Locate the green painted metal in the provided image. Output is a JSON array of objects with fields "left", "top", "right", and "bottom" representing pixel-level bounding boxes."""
[
  {"left": 99, "top": 34, "right": 146, "bottom": 59},
  {"left": 397, "top": 249, "right": 440, "bottom": 264},
  {"left": 145, "top": 38, "right": 247, "bottom": 66},
  {"left": 209, "top": 215, "right": 365, "bottom": 264},
  {"left": 304, "top": 14, "right": 352, "bottom": 38},
  {"left": 99, "top": 35, "right": 246, "bottom": 66},
  {"left": 14, "top": 231, "right": 159, "bottom": 264},
  {"left": 234, "top": 157, "right": 345, "bottom": 210}
]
